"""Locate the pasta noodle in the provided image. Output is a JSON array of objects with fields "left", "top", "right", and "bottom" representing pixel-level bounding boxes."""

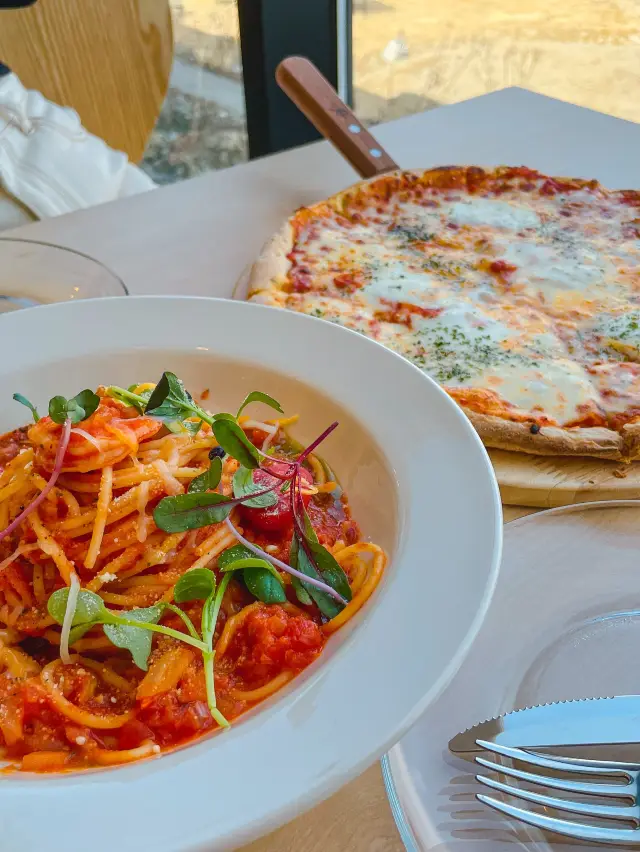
[
  {"left": 84, "top": 465, "right": 112, "bottom": 570},
  {"left": 0, "top": 383, "right": 386, "bottom": 773}
]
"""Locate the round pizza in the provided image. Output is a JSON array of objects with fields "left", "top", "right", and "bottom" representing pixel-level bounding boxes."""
[{"left": 247, "top": 166, "right": 640, "bottom": 461}]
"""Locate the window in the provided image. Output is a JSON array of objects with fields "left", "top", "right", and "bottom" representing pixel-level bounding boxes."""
[
  {"left": 351, "top": 0, "right": 640, "bottom": 126},
  {"left": 143, "top": 0, "right": 345, "bottom": 179},
  {"left": 142, "top": 0, "right": 248, "bottom": 185}
]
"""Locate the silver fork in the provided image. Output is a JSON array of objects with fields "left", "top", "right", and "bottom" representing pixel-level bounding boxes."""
[{"left": 474, "top": 738, "right": 640, "bottom": 845}]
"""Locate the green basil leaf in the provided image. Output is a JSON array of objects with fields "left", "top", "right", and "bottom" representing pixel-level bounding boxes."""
[
  {"left": 71, "top": 389, "right": 100, "bottom": 421},
  {"left": 219, "top": 556, "right": 284, "bottom": 586},
  {"left": 236, "top": 391, "right": 284, "bottom": 418},
  {"left": 299, "top": 502, "right": 319, "bottom": 544},
  {"left": 184, "top": 419, "right": 203, "bottom": 436},
  {"left": 145, "top": 371, "right": 186, "bottom": 410},
  {"left": 104, "top": 605, "right": 163, "bottom": 670},
  {"left": 232, "top": 466, "right": 278, "bottom": 508},
  {"left": 307, "top": 540, "right": 352, "bottom": 602},
  {"left": 174, "top": 568, "right": 216, "bottom": 603},
  {"left": 68, "top": 622, "right": 97, "bottom": 645},
  {"left": 217, "top": 544, "right": 254, "bottom": 570},
  {"left": 48, "top": 395, "right": 71, "bottom": 425},
  {"left": 48, "top": 389, "right": 100, "bottom": 425},
  {"left": 153, "top": 492, "right": 233, "bottom": 533},
  {"left": 212, "top": 412, "right": 236, "bottom": 422},
  {"left": 12, "top": 393, "right": 40, "bottom": 423},
  {"left": 290, "top": 577, "right": 312, "bottom": 606},
  {"left": 212, "top": 419, "right": 260, "bottom": 469},
  {"left": 296, "top": 544, "right": 343, "bottom": 619},
  {"left": 145, "top": 372, "right": 196, "bottom": 422},
  {"left": 165, "top": 421, "right": 188, "bottom": 435},
  {"left": 107, "top": 386, "right": 150, "bottom": 414},
  {"left": 144, "top": 400, "right": 185, "bottom": 423},
  {"left": 47, "top": 588, "right": 108, "bottom": 626},
  {"left": 295, "top": 503, "right": 350, "bottom": 602},
  {"left": 188, "top": 457, "right": 223, "bottom": 494},
  {"left": 244, "top": 567, "right": 286, "bottom": 603},
  {"left": 289, "top": 535, "right": 312, "bottom": 606}
]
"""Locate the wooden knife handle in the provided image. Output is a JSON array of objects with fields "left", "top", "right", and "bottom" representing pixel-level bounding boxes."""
[{"left": 276, "top": 56, "right": 399, "bottom": 179}]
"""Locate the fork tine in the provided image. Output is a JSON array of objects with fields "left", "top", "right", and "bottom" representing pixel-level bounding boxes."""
[
  {"left": 478, "top": 793, "right": 640, "bottom": 845},
  {"left": 477, "top": 773, "right": 639, "bottom": 822},
  {"left": 475, "top": 756, "right": 634, "bottom": 799},
  {"left": 476, "top": 740, "right": 636, "bottom": 778}
]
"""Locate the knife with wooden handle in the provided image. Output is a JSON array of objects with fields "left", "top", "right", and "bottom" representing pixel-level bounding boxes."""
[{"left": 276, "top": 56, "right": 399, "bottom": 179}]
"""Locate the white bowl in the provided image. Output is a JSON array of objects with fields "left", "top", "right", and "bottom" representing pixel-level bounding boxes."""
[{"left": 0, "top": 296, "right": 502, "bottom": 852}]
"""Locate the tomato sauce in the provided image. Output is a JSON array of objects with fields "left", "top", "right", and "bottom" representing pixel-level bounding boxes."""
[{"left": 0, "top": 417, "right": 367, "bottom": 772}]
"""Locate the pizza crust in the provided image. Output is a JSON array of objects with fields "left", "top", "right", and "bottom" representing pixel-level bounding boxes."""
[
  {"left": 246, "top": 167, "right": 640, "bottom": 462},
  {"left": 465, "top": 411, "right": 628, "bottom": 461},
  {"left": 247, "top": 220, "right": 294, "bottom": 298}
]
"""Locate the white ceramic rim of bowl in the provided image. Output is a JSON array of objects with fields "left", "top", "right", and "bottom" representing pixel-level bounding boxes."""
[{"left": 0, "top": 296, "right": 502, "bottom": 852}]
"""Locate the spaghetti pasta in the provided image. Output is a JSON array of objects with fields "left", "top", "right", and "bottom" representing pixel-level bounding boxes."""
[{"left": 0, "top": 381, "right": 386, "bottom": 773}]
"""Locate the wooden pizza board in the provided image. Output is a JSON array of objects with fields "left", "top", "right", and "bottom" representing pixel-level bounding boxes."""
[
  {"left": 489, "top": 450, "right": 640, "bottom": 508},
  {"left": 234, "top": 266, "right": 640, "bottom": 509}
]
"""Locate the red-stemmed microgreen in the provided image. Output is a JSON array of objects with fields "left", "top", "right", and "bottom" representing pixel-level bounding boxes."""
[
  {"left": 295, "top": 421, "right": 339, "bottom": 464},
  {"left": 135, "top": 372, "right": 351, "bottom": 612},
  {"left": 288, "top": 454, "right": 352, "bottom": 619},
  {"left": 0, "top": 416, "right": 72, "bottom": 545},
  {"left": 154, "top": 431, "right": 351, "bottom": 609},
  {"left": 153, "top": 482, "right": 283, "bottom": 532},
  {"left": 0, "top": 388, "right": 101, "bottom": 545},
  {"left": 223, "top": 517, "right": 347, "bottom": 605},
  {"left": 232, "top": 466, "right": 278, "bottom": 508}
]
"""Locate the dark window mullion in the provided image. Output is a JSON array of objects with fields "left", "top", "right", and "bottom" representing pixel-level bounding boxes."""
[{"left": 237, "top": 0, "right": 350, "bottom": 158}]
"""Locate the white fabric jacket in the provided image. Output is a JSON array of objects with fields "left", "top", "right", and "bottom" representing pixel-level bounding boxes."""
[{"left": 0, "top": 72, "right": 155, "bottom": 228}]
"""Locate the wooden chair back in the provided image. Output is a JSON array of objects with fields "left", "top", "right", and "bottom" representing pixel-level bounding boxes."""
[{"left": 0, "top": 0, "right": 173, "bottom": 162}]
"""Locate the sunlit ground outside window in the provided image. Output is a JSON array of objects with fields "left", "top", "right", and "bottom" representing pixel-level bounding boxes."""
[
  {"left": 142, "top": 0, "right": 640, "bottom": 186},
  {"left": 142, "top": 0, "right": 248, "bottom": 185},
  {"left": 352, "top": 0, "right": 640, "bottom": 125}
]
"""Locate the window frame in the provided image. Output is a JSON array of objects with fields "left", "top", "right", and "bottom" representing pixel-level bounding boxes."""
[{"left": 237, "top": 0, "right": 352, "bottom": 158}]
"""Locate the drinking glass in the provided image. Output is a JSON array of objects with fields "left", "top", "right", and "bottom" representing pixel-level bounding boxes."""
[{"left": 0, "top": 238, "right": 127, "bottom": 313}]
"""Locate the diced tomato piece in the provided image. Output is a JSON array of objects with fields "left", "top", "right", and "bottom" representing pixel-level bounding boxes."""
[
  {"left": 118, "top": 720, "right": 154, "bottom": 750},
  {"left": 232, "top": 605, "right": 325, "bottom": 681},
  {"left": 239, "top": 462, "right": 313, "bottom": 533},
  {"left": 138, "top": 694, "right": 213, "bottom": 743}
]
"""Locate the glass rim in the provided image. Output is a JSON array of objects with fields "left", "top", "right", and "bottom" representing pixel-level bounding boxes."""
[{"left": 0, "top": 236, "right": 129, "bottom": 296}]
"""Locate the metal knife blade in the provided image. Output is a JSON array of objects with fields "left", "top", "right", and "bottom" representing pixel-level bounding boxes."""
[{"left": 449, "top": 695, "right": 640, "bottom": 754}]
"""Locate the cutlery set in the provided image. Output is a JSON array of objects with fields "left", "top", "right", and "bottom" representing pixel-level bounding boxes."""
[{"left": 450, "top": 696, "right": 640, "bottom": 845}]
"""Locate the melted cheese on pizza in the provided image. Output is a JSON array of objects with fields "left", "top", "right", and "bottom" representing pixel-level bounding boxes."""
[{"left": 249, "top": 167, "right": 640, "bottom": 430}]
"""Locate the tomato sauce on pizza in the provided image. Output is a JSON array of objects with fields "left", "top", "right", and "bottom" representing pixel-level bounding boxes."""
[{"left": 248, "top": 167, "right": 640, "bottom": 460}]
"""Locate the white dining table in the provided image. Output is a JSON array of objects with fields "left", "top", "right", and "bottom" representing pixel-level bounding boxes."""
[{"left": 5, "top": 85, "right": 640, "bottom": 851}]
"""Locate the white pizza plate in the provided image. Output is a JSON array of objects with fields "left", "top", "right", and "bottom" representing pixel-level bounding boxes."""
[
  {"left": 0, "top": 296, "right": 501, "bottom": 852},
  {"left": 383, "top": 500, "right": 640, "bottom": 851}
]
